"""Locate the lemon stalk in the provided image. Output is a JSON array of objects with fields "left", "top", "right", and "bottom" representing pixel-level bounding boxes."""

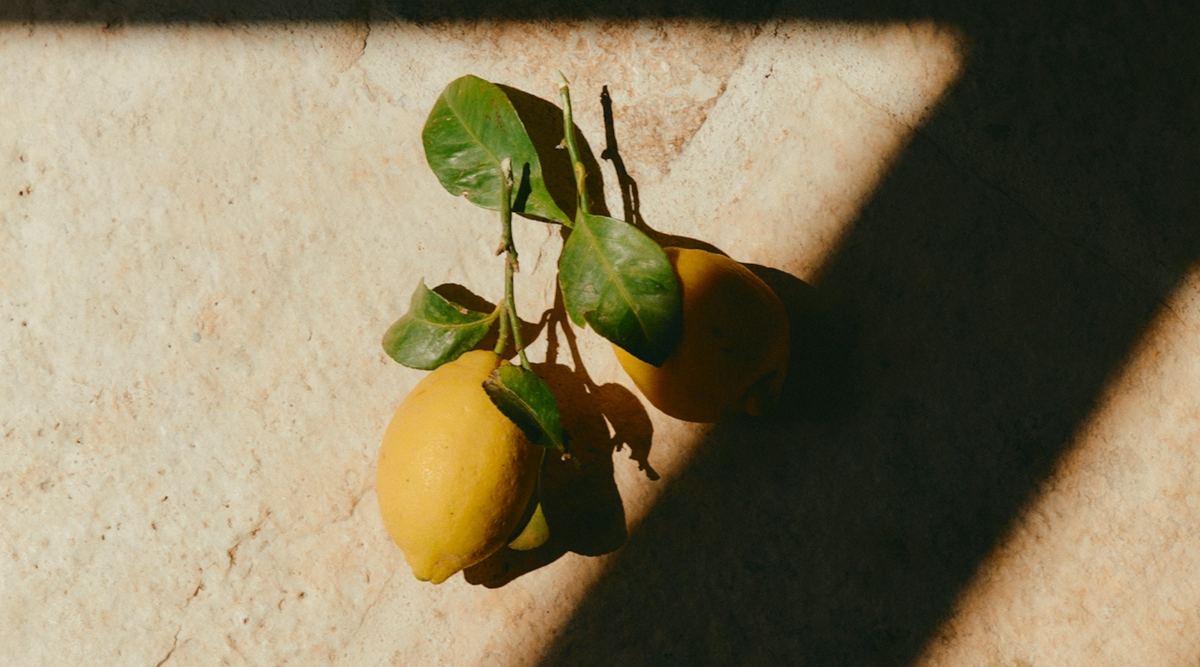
[
  {"left": 499, "top": 156, "right": 574, "bottom": 465},
  {"left": 492, "top": 303, "right": 509, "bottom": 355},
  {"left": 498, "top": 158, "right": 532, "bottom": 371},
  {"left": 499, "top": 156, "right": 556, "bottom": 546},
  {"left": 555, "top": 71, "right": 589, "bottom": 217}
]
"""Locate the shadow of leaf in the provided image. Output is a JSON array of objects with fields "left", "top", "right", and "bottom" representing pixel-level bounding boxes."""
[
  {"left": 464, "top": 292, "right": 655, "bottom": 587},
  {"left": 500, "top": 84, "right": 609, "bottom": 221}
]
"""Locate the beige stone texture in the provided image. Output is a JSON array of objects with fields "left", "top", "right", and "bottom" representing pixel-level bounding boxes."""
[{"left": 2, "top": 4, "right": 1197, "bottom": 667}]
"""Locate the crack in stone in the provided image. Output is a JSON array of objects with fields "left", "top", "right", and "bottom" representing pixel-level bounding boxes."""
[
  {"left": 183, "top": 578, "right": 203, "bottom": 607},
  {"left": 358, "top": 18, "right": 371, "bottom": 67},
  {"left": 224, "top": 513, "right": 270, "bottom": 574},
  {"left": 325, "top": 488, "right": 372, "bottom": 530},
  {"left": 348, "top": 567, "right": 398, "bottom": 643},
  {"left": 153, "top": 630, "right": 179, "bottom": 667},
  {"left": 351, "top": 15, "right": 385, "bottom": 103},
  {"left": 347, "top": 489, "right": 368, "bottom": 518},
  {"left": 226, "top": 633, "right": 250, "bottom": 664},
  {"left": 830, "top": 72, "right": 912, "bottom": 132},
  {"left": 666, "top": 24, "right": 762, "bottom": 165}
]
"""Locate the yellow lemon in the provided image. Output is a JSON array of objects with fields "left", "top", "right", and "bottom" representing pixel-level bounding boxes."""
[
  {"left": 614, "top": 247, "right": 789, "bottom": 422},
  {"left": 376, "top": 350, "right": 540, "bottom": 584}
]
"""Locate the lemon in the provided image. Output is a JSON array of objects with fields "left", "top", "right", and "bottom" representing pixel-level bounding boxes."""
[
  {"left": 376, "top": 350, "right": 541, "bottom": 584},
  {"left": 614, "top": 247, "right": 789, "bottom": 423}
]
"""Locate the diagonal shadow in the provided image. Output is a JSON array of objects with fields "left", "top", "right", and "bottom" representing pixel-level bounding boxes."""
[
  {"left": 531, "top": 2, "right": 1200, "bottom": 665},
  {"left": 16, "top": 0, "right": 1198, "bottom": 664}
]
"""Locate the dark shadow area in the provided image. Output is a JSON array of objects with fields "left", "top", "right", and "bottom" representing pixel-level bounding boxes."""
[
  {"left": 2, "top": 0, "right": 1197, "bottom": 27},
  {"left": 535, "top": 2, "right": 1200, "bottom": 664},
  {"left": 465, "top": 290, "right": 656, "bottom": 587},
  {"left": 0, "top": 0, "right": 831, "bottom": 23},
  {"left": 745, "top": 264, "right": 855, "bottom": 424},
  {"left": 429, "top": 282, "right": 494, "bottom": 313},
  {"left": 542, "top": 134, "right": 1172, "bottom": 665},
  {"left": 14, "top": 0, "right": 1199, "bottom": 663}
]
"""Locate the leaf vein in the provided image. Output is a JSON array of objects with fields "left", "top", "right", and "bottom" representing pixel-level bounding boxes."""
[
  {"left": 442, "top": 99, "right": 505, "bottom": 173},
  {"left": 406, "top": 312, "right": 494, "bottom": 330},
  {"left": 577, "top": 217, "right": 653, "bottom": 340}
]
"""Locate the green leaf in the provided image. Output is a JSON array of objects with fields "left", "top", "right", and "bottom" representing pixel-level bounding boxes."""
[
  {"left": 382, "top": 280, "right": 497, "bottom": 370},
  {"left": 422, "top": 75, "right": 571, "bottom": 225},
  {"left": 558, "top": 212, "right": 683, "bottom": 366},
  {"left": 482, "top": 365, "right": 564, "bottom": 450}
]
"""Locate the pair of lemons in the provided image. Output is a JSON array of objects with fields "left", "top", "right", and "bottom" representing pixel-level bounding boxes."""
[{"left": 376, "top": 248, "right": 790, "bottom": 583}]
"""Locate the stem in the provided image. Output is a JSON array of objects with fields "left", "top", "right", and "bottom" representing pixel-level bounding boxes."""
[
  {"left": 499, "top": 161, "right": 516, "bottom": 269},
  {"left": 499, "top": 158, "right": 532, "bottom": 371},
  {"left": 507, "top": 279, "right": 530, "bottom": 370},
  {"left": 555, "top": 71, "right": 590, "bottom": 217},
  {"left": 493, "top": 303, "right": 509, "bottom": 355}
]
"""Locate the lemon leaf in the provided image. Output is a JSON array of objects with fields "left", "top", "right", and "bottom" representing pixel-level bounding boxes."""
[
  {"left": 382, "top": 280, "right": 498, "bottom": 370},
  {"left": 558, "top": 212, "right": 682, "bottom": 366},
  {"left": 423, "top": 75, "right": 571, "bottom": 225},
  {"left": 482, "top": 365, "right": 565, "bottom": 450}
]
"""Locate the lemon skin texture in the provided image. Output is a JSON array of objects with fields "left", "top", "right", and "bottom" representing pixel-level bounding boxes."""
[
  {"left": 614, "top": 247, "right": 789, "bottom": 423},
  {"left": 376, "top": 350, "right": 540, "bottom": 584}
]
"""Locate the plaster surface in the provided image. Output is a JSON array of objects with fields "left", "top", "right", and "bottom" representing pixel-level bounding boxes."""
[{"left": 2, "top": 5, "right": 1198, "bottom": 666}]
